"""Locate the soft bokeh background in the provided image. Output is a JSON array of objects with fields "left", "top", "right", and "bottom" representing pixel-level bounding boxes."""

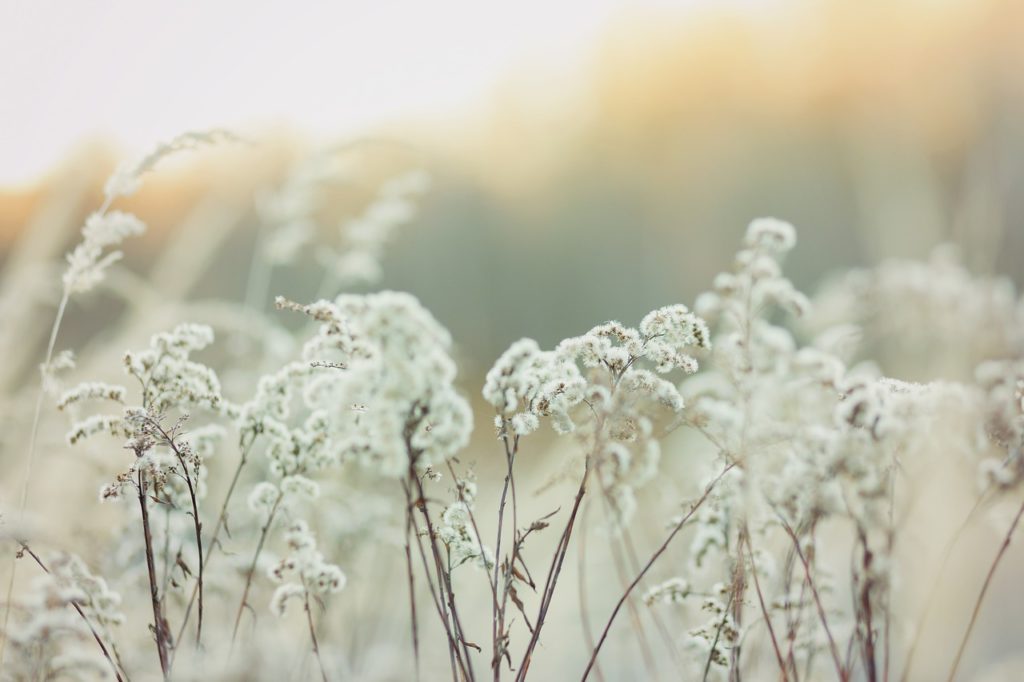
[
  {"left": 2, "top": 0, "right": 1023, "bottom": 679},
  {"left": 3, "top": 0, "right": 1023, "bottom": 374}
]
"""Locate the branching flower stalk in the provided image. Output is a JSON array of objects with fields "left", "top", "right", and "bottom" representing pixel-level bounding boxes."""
[{"left": 1, "top": 130, "right": 233, "bottom": 666}]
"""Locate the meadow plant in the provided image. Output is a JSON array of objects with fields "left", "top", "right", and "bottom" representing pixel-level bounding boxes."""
[{"left": 1, "top": 136, "right": 1022, "bottom": 682}]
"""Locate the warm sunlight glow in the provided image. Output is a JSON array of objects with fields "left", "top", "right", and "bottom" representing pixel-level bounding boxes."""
[{"left": 0, "top": 0, "right": 723, "bottom": 187}]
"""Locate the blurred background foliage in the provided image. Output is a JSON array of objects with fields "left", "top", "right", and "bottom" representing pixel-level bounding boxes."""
[{"left": 0, "top": 0, "right": 1022, "bottom": 377}]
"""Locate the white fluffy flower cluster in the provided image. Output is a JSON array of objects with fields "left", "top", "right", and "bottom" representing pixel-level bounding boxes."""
[
  {"left": 63, "top": 211, "right": 146, "bottom": 294},
  {"left": 485, "top": 306, "right": 709, "bottom": 526},
  {"left": 123, "top": 323, "right": 222, "bottom": 413},
  {"left": 282, "top": 291, "right": 473, "bottom": 478},
  {"left": 64, "top": 130, "right": 235, "bottom": 296},
  {"left": 268, "top": 520, "right": 347, "bottom": 616},
  {"left": 483, "top": 338, "right": 586, "bottom": 436},
  {"left": 62, "top": 324, "right": 224, "bottom": 507},
  {"left": 642, "top": 576, "right": 691, "bottom": 605},
  {"left": 484, "top": 305, "right": 709, "bottom": 440},
  {"left": 436, "top": 500, "right": 494, "bottom": 570},
  {"left": 671, "top": 221, "right": 1017, "bottom": 675}
]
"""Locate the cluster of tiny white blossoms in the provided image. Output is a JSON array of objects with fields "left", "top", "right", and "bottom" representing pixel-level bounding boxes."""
[
  {"left": 436, "top": 477, "right": 494, "bottom": 570},
  {"left": 644, "top": 219, "right": 1024, "bottom": 680},
  {"left": 267, "top": 521, "right": 347, "bottom": 617},
  {"left": 63, "top": 129, "right": 236, "bottom": 297},
  {"left": 273, "top": 290, "right": 472, "bottom": 478},
  {"left": 485, "top": 304, "right": 709, "bottom": 525},
  {"left": 63, "top": 212, "right": 147, "bottom": 295},
  {"left": 60, "top": 323, "right": 224, "bottom": 502}
]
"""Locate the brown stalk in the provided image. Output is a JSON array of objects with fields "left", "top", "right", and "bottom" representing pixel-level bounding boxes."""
[
  {"left": 17, "top": 543, "right": 126, "bottom": 682},
  {"left": 779, "top": 519, "right": 846, "bottom": 682},
  {"left": 402, "top": 496, "right": 422, "bottom": 681},
  {"left": 304, "top": 589, "right": 329, "bottom": 682},
  {"left": 231, "top": 489, "right": 283, "bottom": 642},
  {"left": 173, "top": 431, "right": 256, "bottom": 660},
  {"left": 402, "top": 477, "right": 464, "bottom": 682},
  {"left": 515, "top": 460, "right": 591, "bottom": 681},
  {"left": 153, "top": 420, "right": 205, "bottom": 648},
  {"left": 410, "top": 469, "right": 477, "bottom": 681},
  {"left": 741, "top": 527, "right": 789, "bottom": 682},
  {"left": 137, "top": 469, "right": 171, "bottom": 679}
]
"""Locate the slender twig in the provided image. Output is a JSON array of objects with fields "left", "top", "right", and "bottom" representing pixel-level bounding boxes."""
[
  {"left": 492, "top": 431, "right": 518, "bottom": 679},
  {"left": 516, "top": 460, "right": 591, "bottom": 681},
  {"left": 576, "top": 500, "right": 606, "bottom": 682},
  {"left": 403, "top": 478, "right": 462, "bottom": 682},
  {"left": 231, "top": 490, "right": 283, "bottom": 642},
  {"left": 17, "top": 543, "right": 126, "bottom": 682},
  {"left": 411, "top": 470, "right": 476, "bottom": 681},
  {"left": 779, "top": 519, "right": 846, "bottom": 682},
  {"left": 138, "top": 469, "right": 171, "bottom": 679},
  {"left": 856, "top": 530, "right": 878, "bottom": 682},
  {"left": 581, "top": 463, "right": 734, "bottom": 681},
  {"left": 0, "top": 289, "right": 72, "bottom": 666},
  {"left": 403, "top": 496, "right": 422, "bottom": 682},
  {"left": 173, "top": 431, "right": 256, "bottom": 658},
  {"left": 703, "top": 589, "right": 737, "bottom": 682},
  {"left": 900, "top": 492, "right": 989, "bottom": 682},
  {"left": 304, "top": 589, "right": 329, "bottom": 682},
  {"left": 742, "top": 528, "right": 789, "bottom": 682},
  {"left": 154, "top": 421, "right": 205, "bottom": 648},
  {"left": 946, "top": 495, "right": 1024, "bottom": 682}
]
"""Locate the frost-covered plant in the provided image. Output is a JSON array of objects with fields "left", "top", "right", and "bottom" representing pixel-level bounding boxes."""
[
  {"left": 482, "top": 301, "right": 711, "bottom": 677},
  {"left": 7, "top": 122, "right": 1024, "bottom": 682},
  {"left": 2, "top": 130, "right": 236, "bottom": 675},
  {"left": 60, "top": 323, "right": 225, "bottom": 674}
]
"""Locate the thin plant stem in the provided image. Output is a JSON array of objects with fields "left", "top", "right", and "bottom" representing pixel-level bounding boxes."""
[
  {"left": 155, "top": 421, "right": 205, "bottom": 648},
  {"left": 173, "top": 432, "right": 256, "bottom": 658},
  {"left": 403, "top": 478, "right": 461, "bottom": 682},
  {"left": 581, "top": 463, "right": 734, "bottom": 681},
  {"left": 779, "top": 519, "right": 846, "bottom": 682},
  {"left": 742, "top": 528, "right": 789, "bottom": 682},
  {"left": 492, "top": 432, "right": 518, "bottom": 680},
  {"left": 403, "top": 495, "right": 422, "bottom": 682},
  {"left": 410, "top": 470, "right": 476, "bottom": 682},
  {"left": 946, "top": 496, "right": 1024, "bottom": 682},
  {"left": 703, "top": 589, "right": 737, "bottom": 682},
  {"left": 576, "top": 500, "right": 606, "bottom": 682},
  {"left": 304, "top": 589, "right": 329, "bottom": 682},
  {"left": 900, "top": 492, "right": 989, "bottom": 682},
  {"left": 138, "top": 469, "right": 171, "bottom": 679},
  {"left": 0, "top": 289, "right": 70, "bottom": 665},
  {"left": 231, "top": 490, "right": 283, "bottom": 643},
  {"left": 18, "top": 543, "right": 126, "bottom": 682},
  {"left": 515, "top": 461, "right": 591, "bottom": 682}
]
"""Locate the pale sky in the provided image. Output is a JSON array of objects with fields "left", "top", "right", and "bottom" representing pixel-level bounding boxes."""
[{"left": 0, "top": 0, "right": 785, "bottom": 187}]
